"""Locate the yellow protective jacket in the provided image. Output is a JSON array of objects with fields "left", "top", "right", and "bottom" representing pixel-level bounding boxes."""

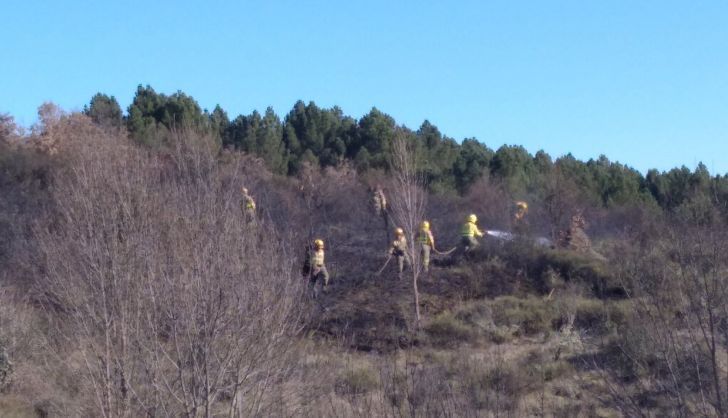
[
  {"left": 418, "top": 229, "right": 434, "bottom": 246},
  {"left": 373, "top": 190, "right": 387, "bottom": 210},
  {"left": 243, "top": 196, "right": 256, "bottom": 210},
  {"left": 461, "top": 221, "right": 484, "bottom": 238},
  {"left": 514, "top": 210, "right": 526, "bottom": 221},
  {"left": 312, "top": 249, "right": 325, "bottom": 267},
  {"left": 390, "top": 236, "right": 407, "bottom": 255}
]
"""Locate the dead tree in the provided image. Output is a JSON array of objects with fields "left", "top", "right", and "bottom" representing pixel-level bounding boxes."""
[
  {"left": 35, "top": 124, "right": 303, "bottom": 417},
  {"left": 388, "top": 131, "right": 427, "bottom": 327},
  {"left": 595, "top": 219, "right": 728, "bottom": 417}
]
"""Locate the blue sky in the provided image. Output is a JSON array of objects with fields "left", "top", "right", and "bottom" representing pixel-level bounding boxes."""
[{"left": 2, "top": 0, "right": 727, "bottom": 174}]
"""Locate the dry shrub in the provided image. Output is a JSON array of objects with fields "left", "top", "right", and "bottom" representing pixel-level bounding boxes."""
[
  {"left": 32, "top": 125, "right": 304, "bottom": 417},
  {"left": 463, "top": 356, "right": 528, "bottom": 414},
  {"left": 454, "top": 302, "right": 516, "bottom": 345},
  {"left": 454, "top": 301, "right": 495, "bottom": 330},
  {"left": 0, "top": 395, "right": 36, "bottom": 418},
  {"left": 318, "top": 163, "right": 367, "bottom": 224},
  {"left": 475, "top": 239, "right": 620, "bottom": 298},
  {"left": 377, "top": 357, "right": 459, "bottom": 417},
  {"left": 335, "top": 366, "right": 379, "bottom": 396},
  {"left": 463, "top": 252, "right": 520, "bottom": 298},
  {"left": 536, "top": 166, "right": 584, "bottom": 240},
  {"left": 0, "top": 286, "right": 81, "bottom": 416},
  {"left": 490, "top": 296, "right": 558, "bottom": 337},
  {"left": 462, "top": 175, "right": 511, "bottom": 231},
  {"left": 536, "top": 249, "right": 617, "bottom": 297},
  {"left": 423, "top": 312, "right": 475, "bottom": 347},
  {"left": 567, "top": 298, "right": 629, "bottom": 335},
  {"left": 589, "top": 220, "right": 728, "bottom": 417},
  {"left": 0, "top": 142, "right": 52, "bottom": 287},
  {"left": 284, "top": 161, "right": 373, "bottom": 287}
]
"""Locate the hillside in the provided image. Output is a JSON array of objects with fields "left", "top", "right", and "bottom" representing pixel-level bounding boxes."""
[{"left": 0, "top": 108, "right": 726, "bottom": 417}]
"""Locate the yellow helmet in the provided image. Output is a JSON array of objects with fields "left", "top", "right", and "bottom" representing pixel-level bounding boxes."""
[
  {"left": 467, "top": 214, "right": 477, "bottom": 223},
  {"left": 421, "top": 221, "right": 430, "bottom": 231},
  {"left": 314, "top": 239, "right": 324, "bottom": 249},
  {"left": 395, "top": 227, "right": 404, "bottom": 236},
  {"left": 241, "top": 187, "right": 249, "bottom": 194},
  {"left": 516, "top": 201, "right": 528, "bottom": 210}
]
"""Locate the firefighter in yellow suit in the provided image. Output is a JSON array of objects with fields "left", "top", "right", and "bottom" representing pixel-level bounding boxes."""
[
  {"left": 461, "top": 214, "right": 484, "bottom": 252},
  {"left": 418, "top": 221, "right": 435, "bottom": 272},
  {"left": 240, "top": 187, "right": 256, "bottom": 222},
  {"left": 388, "top": 227, "right": 410, "bottom": 275},
  {"left": 308, "top": 239, "right": 329, "bottom": 298}
]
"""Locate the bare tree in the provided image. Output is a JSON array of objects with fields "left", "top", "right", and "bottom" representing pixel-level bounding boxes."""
[
  {"left": 594, "top": 218, "right": 728, "bottom": 417},
  {"left": 540, "top": 166, "right": 582, "bottom": 241},
  {"left": 0, "top": 113, "right": 18, "bottom": 143},
  {"left": 34, "top": 121, "right": 304, "bottom": 417},
  {"left": 388, "top": 131, "right": 427, "bottom": 327}
]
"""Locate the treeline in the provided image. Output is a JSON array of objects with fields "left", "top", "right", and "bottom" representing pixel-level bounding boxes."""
[{"left": 80, "top": 85, "right": 726, "bottom": 218}]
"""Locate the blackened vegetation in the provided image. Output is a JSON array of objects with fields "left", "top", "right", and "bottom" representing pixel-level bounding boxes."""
[{"left": 0, "top": 103, "right": 726, "bottom": 416}]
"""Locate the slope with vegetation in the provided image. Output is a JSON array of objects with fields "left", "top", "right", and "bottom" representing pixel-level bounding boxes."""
[{"left": 0, "top": 91, "right": 725, "bottom": 416}]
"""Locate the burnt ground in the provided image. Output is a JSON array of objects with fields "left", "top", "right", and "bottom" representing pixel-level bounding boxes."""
[{"left": 306, "top": 230, "right": 622, "bottom": 353}]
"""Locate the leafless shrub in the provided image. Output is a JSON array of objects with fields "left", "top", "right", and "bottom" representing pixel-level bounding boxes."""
[
  {"left": 0, "top": 113, "right": 19, "bottom": 143},
  {"left": 33, "top": 126, "right": 303, "bottom": 417},
  {"left": 591, "top": 220, "right": 728, "bottom": 417},
  {"left": 462, "top": 175, "right": 511, "bottom": 232},
  {"left": 538, "top": 166, "right": 583, "bottom": 240}
]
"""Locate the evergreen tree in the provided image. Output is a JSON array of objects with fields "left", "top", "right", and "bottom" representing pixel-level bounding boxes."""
[
  {"left": 257, "top": 108, "right": 288, "bottom": 174},
  {"left": 126, "top": 85, "right": 164, "bottom": 145},
  {"left": 84, "top": 85, "right": 728, "bottom": 215},
  {"left": 416, "top": 120, "right": 459, "bottom": 193},
  {"left": 283, "top": 101, "right": 356, "bottom": 173},
  {"left": 490, "top": 145, "right": 535, "bottom": 194},
  {"left": 453, "top": 139, "right": 493, "bottom": 192},
  {"left": 84, "top": 93, "right": 123, "bottom": 130},
  {"left": 355, "top": 107, "right": 397, "bottom": 170},
  {"left": 126, "top": 85, "right": 207, "bottom": 145},
  {"left": 208, "top": 105, "right": 230, "bottom": 145},
  {"left": 225, "top": 108, "right": 288, "bottom": 174}
]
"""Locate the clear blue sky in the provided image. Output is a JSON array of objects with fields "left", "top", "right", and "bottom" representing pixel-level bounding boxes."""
[{"left": 2, "top": 0, "right": 727, "bottom": 174}]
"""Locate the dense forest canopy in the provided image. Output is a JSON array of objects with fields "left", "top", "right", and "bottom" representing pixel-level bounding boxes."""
[
  {"left": 0, "top": 84, "right": 724, "bottom": 226},
  {"left": 69, "top": 85, "right": 728, "bottom": 219}
]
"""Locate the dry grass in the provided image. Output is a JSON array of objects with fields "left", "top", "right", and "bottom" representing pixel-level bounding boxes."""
[{"left": 0, "top": 109, "right": 724, "bottom": 417}]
